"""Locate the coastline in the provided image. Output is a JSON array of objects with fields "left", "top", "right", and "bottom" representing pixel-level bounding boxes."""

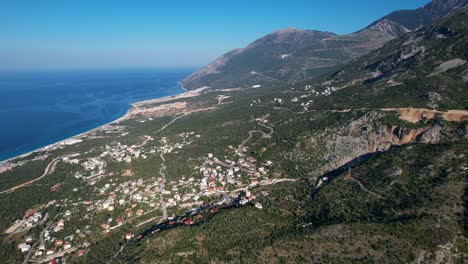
[{"left": 0, "top": 85, "right": 203, "bottom": 166}]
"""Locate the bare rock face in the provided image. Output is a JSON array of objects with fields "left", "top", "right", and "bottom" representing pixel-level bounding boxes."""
[
  {"left": 427, "top": 92, "right": 442, "bottom": 109},
  {"left": 309, "top": 111, "right": 460, "bottom": 177},
  {"left": 364, "top": 19, "right": 410, "bottom": 36}
]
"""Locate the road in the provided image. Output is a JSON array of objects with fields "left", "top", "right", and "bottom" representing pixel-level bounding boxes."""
[
  {"left": 158, "top": 152, "right": 168, "bottom": 223},
  {"left": 156, "top": 113, "right": 185, "bottom": 133},
  {"left": 35, "top": 247, "right": 77, "bottom": 263},
  {"left": 1, "top": 157, "right": 61, "bottom": 194},
  {"left": 237, "top": 122, "right": 274, "bottom": 157},
  {"left": 344, "top": 172, "right": 384, "bottom": 200},
  {"left": 22, "top": 214, "right": 55, "bottom": 264},
  {"left": 229, "top": 178, "right": 298, "bottom": 195},
  {"left": 108, "top": 112, "right": 177, "bottom": 263},
  {"left": 251, "top": 71, "right": 284, "bottom": 83}
]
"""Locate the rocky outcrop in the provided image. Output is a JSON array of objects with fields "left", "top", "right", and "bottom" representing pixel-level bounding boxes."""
[{"left": 311, "top": 111, "right": 462, "bottom": 177}]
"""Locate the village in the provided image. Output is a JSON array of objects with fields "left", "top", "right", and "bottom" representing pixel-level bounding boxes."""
[{"left": 7, "top": 114, "right": 275, "bottom": 263}]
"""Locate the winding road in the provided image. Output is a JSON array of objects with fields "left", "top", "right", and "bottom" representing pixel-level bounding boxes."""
[
  {"left": 0, "top": 157, "right": 61, "bottom": 194},
  {"left": 237, "top": 122, "right": 274, "bottom": 157}
]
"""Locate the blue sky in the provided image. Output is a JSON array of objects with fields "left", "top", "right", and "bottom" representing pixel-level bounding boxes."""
[{"left": 0, "top": 0, "right": 431, "bottom": 70}]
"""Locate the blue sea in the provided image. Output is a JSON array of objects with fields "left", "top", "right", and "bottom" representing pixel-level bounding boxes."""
[{"left": 0, "top": 68, "right": 191, "bottom": 161}]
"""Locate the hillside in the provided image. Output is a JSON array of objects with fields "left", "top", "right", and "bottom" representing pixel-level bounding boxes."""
[
  {"left": 181, "top": 0, "right": 468, "bottom": 90},
  {"left": 295, "top": 6, "right": 468, "bottom": 111},
  {"left": 0, "top": 2, "right": 467, "bottom": 264},
  {"left": 180, "top": 29, "right": 339, "bottom": 90}
]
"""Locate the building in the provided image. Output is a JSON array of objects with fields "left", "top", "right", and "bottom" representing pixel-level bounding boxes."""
[
  {"left": 77, "top": 248, "right": 86, "bottom": 256},
  {"left": 18, "top": 243, "right": 31, "bottom": 253},
  {"left": 55, "top": 239, "right": 63, "bottom": 246},
  {"left": 125, "top": 233, "right": 133, "bottom": 240},
  {"left": 64, "top": 241, "right": 72, "bottom": 250}
]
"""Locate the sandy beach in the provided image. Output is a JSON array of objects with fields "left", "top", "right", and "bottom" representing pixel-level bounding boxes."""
[{"left": 0, "top": 86, "right": 208, "bottom": 166}]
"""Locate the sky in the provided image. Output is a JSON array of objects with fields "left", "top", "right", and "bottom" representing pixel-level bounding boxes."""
[{"left": 0, "top": 0, "right": 431, "bottom": 70}]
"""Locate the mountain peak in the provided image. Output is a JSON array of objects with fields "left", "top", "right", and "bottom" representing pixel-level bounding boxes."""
[{"left": 271, "top": 28, "right": 303, "bottom": 34}]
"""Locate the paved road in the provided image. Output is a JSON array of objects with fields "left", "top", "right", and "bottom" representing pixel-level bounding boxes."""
[
  {"left": 1, "top": 157, "right": 61, "bottom": 194},
  {"left": 22, "top": 214, "right": 55, "bottom": 264},
  {"left": 158, "top": 152, "right": 168, "bottom": 223}
]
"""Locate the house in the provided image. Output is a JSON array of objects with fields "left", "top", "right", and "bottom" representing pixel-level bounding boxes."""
[
  {"left": 117, "top": 218, "right": 123, "bottom": 225},
  {"left": 210, "top": 208, "right": 218, "bottom": 213},
  {"left": 18, "top": 243, "right": 31, "bottom": 253},
  {"left": 125, "top": 233, "right": 133, "bottom": 240},
  {"left": 255, "top": 203, "right": 263, "bottom": 209},
  {"left": 184, "top": 219, "right": 193, "bottom": 225},
  {"left": 46, "top": 248, "right": 55, "bottom": 255},
  {"left": 64, "top": 241, "right": 72, "bottom": 250},
  {"left": 55, "top": 239, "right": 64, "bottom": 246},
  {"left": 35, "top": 250, "right": 43, "bottom": 256},
  {"left": 250, "top": 179, "right": 259, "bottom": 185},
  {"left": 77, "top": 248, "right": 86, "bottom": 256},
  {"left": 239, "top": 198, "right": 248, "bottom": 206},
  {"left": 136, "top": 208, "right": 144, "bottom": 216}
]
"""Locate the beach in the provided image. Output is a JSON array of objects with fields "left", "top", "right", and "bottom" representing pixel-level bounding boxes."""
[{"left": 0, "top": 85, "right": 207, "bottom": 167}]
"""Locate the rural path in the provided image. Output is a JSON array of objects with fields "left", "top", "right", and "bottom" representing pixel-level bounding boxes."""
[
  {"left": 251, "top": 71, "right": 284, "bottom": 83},
  {"left": 0, "top": 157, "right": 61, "bottom": 194},
  {"left": 229, "top": 178, "right": 298, "bottom": 195},
  {"left": 156, "top": 113, "right": 185, "bottom": 133},
  {"left": 237, "top": 122, "right": 274, "bottom": 157},
  {"left": 344, "top": 172, "right": 384, "bottom": 200}
]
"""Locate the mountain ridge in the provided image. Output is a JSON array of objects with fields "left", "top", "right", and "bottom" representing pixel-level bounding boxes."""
[{"left": 181, "top": 0, "right": 468, "bottom": 90}]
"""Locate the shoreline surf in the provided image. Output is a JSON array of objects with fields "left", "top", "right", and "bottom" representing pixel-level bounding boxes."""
[{"left": 0, "top": 84, "right": 193, "bottom": 164}]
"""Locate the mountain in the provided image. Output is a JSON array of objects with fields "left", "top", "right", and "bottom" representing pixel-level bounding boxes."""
[
  {"left": 369, "top": 0, "right": 468, "bottom": 31},
  {"left": 304, "top": 6, "right": 468, "bottom": 111},
  {"left": 180, "top": 29, "right": 338, "bottom": 90},
  {"left": 181, "top": 0, "right": 468, "bottom": 90}
]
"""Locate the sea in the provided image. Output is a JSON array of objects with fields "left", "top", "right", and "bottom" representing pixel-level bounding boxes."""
[{"left": 0, "top": 68, "right": 191, "bottom": 161}]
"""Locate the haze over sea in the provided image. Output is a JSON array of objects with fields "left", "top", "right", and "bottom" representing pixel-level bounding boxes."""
[{"left": 0, "top": 69, "right": 190, "bottom": 161}]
